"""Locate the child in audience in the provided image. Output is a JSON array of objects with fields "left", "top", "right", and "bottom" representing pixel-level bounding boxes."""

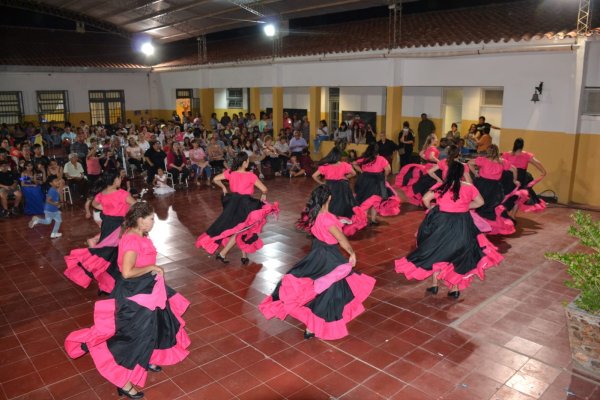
[
  {"left": 287, "top": 155, "right": 307, "bottom": 177},
  {"left": 29, "top": 176, "right": 62, "bottom": 238},
  {"left": 153, "top": 168, "right": 175, "bottom": 196}
]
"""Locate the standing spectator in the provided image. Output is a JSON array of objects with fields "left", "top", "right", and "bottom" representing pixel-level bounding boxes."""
[
  {"left": 301, "top": 116, "right": 310, "bottom": 143},
  {"left": 220, "top": 112, "right": 231, "bottom": 127},
  {"left": 289, "top": 130, "right": 308, "bottom": 157},
  {"left": 0, "top": 161, "right": 22, "bottom": 217},
  {"left": 399, "top": 121, "right": 415, "bottom": 167},
  {"left": 417, "top": 113, "right": 436, "bottom": 150},
  {"left": 70, "top": 131, "right": 89, "bottom": 173},
  {"left": 86, "top": 140, "right": 102, "bottom": 185},
  {"left": 377, "top": 131, "right": 398, "bottom": 166},
  {"left": 476, "top": 116, "right": 501, "bottom": 136},
  {"left": 143, "top": 140, "right": 166, "bottom": 185},
  {"left": 283, "top": 112, "right": 292, "bottom": 130},
  {"left": 210, "top": 113, "right": 218, "bottom": 131},
  {"left": 365, "top": 124, "right": 377, "bottom": 145},
  {"left": 64, "top": 154, "right": 88, "bottom": 199}
]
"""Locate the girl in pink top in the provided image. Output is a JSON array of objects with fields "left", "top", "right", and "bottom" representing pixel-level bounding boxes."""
[
  {"left": 501, "top": 138, "right": 548, "bottom": 215},
  {"left": 395, "top": 134, "right": 441, "bottom": 206},
  {"left": 427, "top": 145, "right": 471, "bottom": 184},
  {"left": 65, "top": 203, "right": 190, "bottom": 399},
  {"left": 64, "top": 171, "right": 136, "bottom": 294},
  {"left": 352, "top": 143, "right": 401, "bottom": 224},
  {"left": 196, "top": 152, "right": 278, "bottom": 265},
  {"left": 300, "top": 147, "right": 367, "bottom": 236},
  {"left": 260, "top": 185, "right": 375, "bottom": 340},
  {"left": 467, "top": 145, "right": 518, "bottom": 235},
  {"left": 395, "top": 162, "right": 503, "bottom": 299},
  {"left": 189, "top": 140, "right": 211, "bottom": 187}
]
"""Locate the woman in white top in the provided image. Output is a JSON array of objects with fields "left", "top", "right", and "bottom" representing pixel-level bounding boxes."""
[{"left": 274, "top": 135, "right": 290, "bottom": 175}]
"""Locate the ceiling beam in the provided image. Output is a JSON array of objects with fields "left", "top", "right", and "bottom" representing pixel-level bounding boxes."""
[
  {"left": 0, "top": 0, "right": 131, "bottom": 38},
  {"left": 119, "top": 0, "right": 213, "bottom": 26},
  {"left": 95, "top": 0, "right": 164, "bottom": 20}
]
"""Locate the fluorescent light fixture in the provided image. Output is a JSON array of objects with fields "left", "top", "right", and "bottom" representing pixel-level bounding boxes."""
[
  {"left": 141, "top": 42, "right": 155, "bottom": 56},
  {"left": 263, "top": 23, "right": 276, "bottom": 37}
]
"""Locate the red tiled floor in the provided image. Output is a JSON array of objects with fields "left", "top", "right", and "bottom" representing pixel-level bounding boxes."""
[{"left": 0, "top": 178, "right": 599, "bottom": 399}]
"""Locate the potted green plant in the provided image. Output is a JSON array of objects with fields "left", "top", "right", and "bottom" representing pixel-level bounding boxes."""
[{"left": 546, "top": 211, "right": 600, "bottom": 375}]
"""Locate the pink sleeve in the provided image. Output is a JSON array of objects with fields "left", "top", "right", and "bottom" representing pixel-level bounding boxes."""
[
  {"left": 432, "top": 148, "right": 440, "bottom": 158},
  {"left": 470, "top": 185, "right": 481, "bottom": 201},
  {"left": 344, "top": 163, "right": 352, "bottom": 174},
  {"left": 502, "top": 159, "right": 511, "bottom": 170},
  {"left": 120, "top": 234, "right": 140, "bottom": 255},
  {"left": 379, "top": 156, "right": 389, "bottom": 169},
  {"left": 223, "top": 169, "right": 231, "bottom": 179},
  {"left": 249, "top": 173, "right": 258, "bottom": 185},
  {"left": 317, "top": 165, "right": 326, "bottom": 176},
  {"left": 526, "top": 152, "right": 534, "bottom": 163},
  {"left": 94, "top": 192, "right": 102, "bottom": 204},
  {"left": 474, "top": 157, "right": 484, "bottom": 167}
]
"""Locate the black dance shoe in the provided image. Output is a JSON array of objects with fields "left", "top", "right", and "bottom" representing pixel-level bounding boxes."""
[
  {"left": 117, "top": 387, "right": 144, "bottom": 399},
  {"left": 426, "top": 286, "right": 439, "bottom": 295},
  {"left": 303, "top": 330, "right": 315, "bottom": 340},
  {"left": 369, "top": 220, "right": 379, "bottom": 226},
  {"left": 216, "top": 253, "right": 229, "bottom": 264},
  {"left": 241, "top": 257, "right": 250, "bottom": 265},
  {"left": 148, "top": 364, "right": 162, "bottom": 372},
  {"left": 448, "top": 291, "right": 460, "bottom": 299},
  {"left": 97, "top": 290, "right": 110, "bottom": 297}
]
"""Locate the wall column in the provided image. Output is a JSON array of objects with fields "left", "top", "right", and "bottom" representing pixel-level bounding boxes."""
[
  {"left": 199, "top": 88, "right": 214, "bottom": 124},
  {"left": 249, "top": 87, "right": 261, "bottom": 117},
  {"left": 385, "top": 86, "right": 403, "bottom": 173},
  {"left": 309, "top": 86, "right": 321, "bottom": 148},
  {"left": 272, "top": 87, "right": 283, "bottom": 136}
]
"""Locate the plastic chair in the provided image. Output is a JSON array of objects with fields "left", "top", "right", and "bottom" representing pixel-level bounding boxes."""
[{"left": 62, "top": 186, "right": 73, "bottom": 205}]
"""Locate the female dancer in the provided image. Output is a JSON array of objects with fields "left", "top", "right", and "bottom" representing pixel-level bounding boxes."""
[
  {"left": 395, "top": 133, "right": 440, "bottom": 205},
  {"left": 352, "top": 143, "right": 400, "bottom": 225},
  {"left": 395, "top": 162, "right": 503, "bottom": 298},
  {"left": 468, "top": 144, "right": 517, "bottom": 235},
  {"left": 260, "top": 185, "right": 376, "bottom": 340},
  {"left": 196, "top": 152, "right": 278, "bottom": 264},
  {"left": 298, "top": 147, "right": 367, "bottom": 236},
  {"left": 64, "top": 171, "right": 136, "bottom": 294},
  {"left": 502, "top": 138, "right": 547, "bottom": 216},
  {"left": 65, "top": 202, "right": 190, "bottom": 399}
]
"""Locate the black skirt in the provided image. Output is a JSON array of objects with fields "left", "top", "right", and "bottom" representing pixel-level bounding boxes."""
[
  {"left": 206, "top": 192, "right": 264, "bottom": 244},
  {"left": 473, "top": 177, "right": 503, "bottom": 220},
  {"left": 355, "top": 172, "right": 389, "bottom": 205},
  {"left": 99, "top": 214, "right": 125, "bottom": 242},
  {"left": 326, "top": 179, "right": 356, "bottom": 219}
]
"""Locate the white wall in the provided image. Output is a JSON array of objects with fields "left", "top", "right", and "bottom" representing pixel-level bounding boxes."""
[
  {"left": 462, "top": 87, "right": 481, "bottom": 121},
  {"left": 584, "top": 41, "right": 600, "bottom": 87},
  {"left": 0, "top": 71, "right": 153, "bottom": 114},
  {"left": 402, "top": 87, "right": 442, "bottom": 117},
  {"left": 339, "top": 87, "right": 386, "bottom": 114},
  {"left": 283, "top": 87, "right": 309, "bottom": 110},
  {"left": 259, "top": 87, "right": 272, "bottom": 109}
]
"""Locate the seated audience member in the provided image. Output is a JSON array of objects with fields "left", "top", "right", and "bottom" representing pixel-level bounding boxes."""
[
  {"left": 314, "top": 120, "right": 329, "bottom": 152},
  {"left": 438, "top": 138, "right": 450, "bottom": 160},
  {"left": 64, "top": 153, "right": 88, "bottom": 199},
  {"left": 126, "top": 137, "right": 144, "bottom": 173},
  {"left": 298, "top": 148, "right": 314, "bottom": 176},
  {"left": 289, "top": 130, "right": 308, "bottom": 157},
  {"left": 167, "top": 142, "right": 189, "bottom": 186},
  {"left": 476, "top": 126, "right": 493, "bottom": 154},
  {"left": 32, "top": 144, "right": 49, "bottom": 172},
  {"left": 275, "top": 135, "right": 290, "bottom": 175},
  {"left": 0, "top": 161, "right": 23, "bottom": 217},
  {"left": 189, "top": 140, "right": 211, "bottom": 187},
  {"left": 446, "top": 123, "right": 461, "bottom": 141},
  {"left": 102, "top": 149, "right": 119, "bottom": 173},
  {"left": 207, "top": 136, "right": 226, "bottom": 174},
  {"left": 287, "top": 155, "right": 307, "bottom": 177},
  {"left": 262, "top": 135, "right": 281, "bottom": 176},
  {"left": 144, "top": 140, "right": 166, "bottom": 185}
]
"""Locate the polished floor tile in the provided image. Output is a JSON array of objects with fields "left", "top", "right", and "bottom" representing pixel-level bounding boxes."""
[{"left": 0, "top": 176, "right": 599, "bottom": 399}]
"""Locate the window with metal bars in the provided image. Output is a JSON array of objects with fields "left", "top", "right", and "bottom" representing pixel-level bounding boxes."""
[
  {"left": 89, "top": 90, "right": 126, "bottom": 125},
  {"left": 176, "top": 89, "right": 193, "bottom": 99},
  {"left": 583, "top": 88, "right": 600, "bottom": 115},
  {"left": 0, "top": 91, "right": 24, "bottom": 125},
  {"left": 37, "top": 90, "right": 69, "bottom": 125},
  {"left": 329, "top": 87, "right": 340, "bottom": 130},
  {"left": 227, "top": 88, "right": 244, "bottom": 109}
]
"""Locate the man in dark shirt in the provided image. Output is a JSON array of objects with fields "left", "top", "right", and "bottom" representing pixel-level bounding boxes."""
[
  {"left": 144, "top": 140, "right": 167, "bottom": 184},
  {"left": 377, "top": 131, "right": 398, "bottom": 166},
  {"left": 0, "top": 161, "right": 22, "bottom": 217},
  {"left": 417, "top": 113, "right": 436, "bottom": 150},
  {"left": 220, "top": 112, "right": 231, "bottom": 127},
  {"left": 476, "top": 116, "right": 501, "bottom": 136},
  {"left": 32, "top": 144, "right": 49, "bottom": 173}
]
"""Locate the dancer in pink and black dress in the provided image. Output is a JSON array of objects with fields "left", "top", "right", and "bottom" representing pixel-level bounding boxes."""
[
  {"left": 467, "top": 145, "right": 518, "bottom": 235},
  {"left": 352, "top": 143, "right": 400, "bottom": 225},
  {"left": 501, "top": 138, "right": 548, "bottom": 218},
  {"left": 395, "top": 134, "right": 441, "bottom": 206},
  {"left": 196, "top": 152, "right": 278, "bottom": 265},
  {"left": 395, "top": 162, "right": 503, "bottom": 299},
  {"left": 65, "top": 203, "right": 190, "bottom": 399},
  {"left": 64, "top": 171, "right": 136, "bottom": 294},
  {"left": 297, "top": 147, "right": 367, "bottom": 236},
  {"left": 425, "top": 145, "right": 471, "bottom": 188},
  {"left": 260, "top": 185, "right": 376, "bottom": 340}
]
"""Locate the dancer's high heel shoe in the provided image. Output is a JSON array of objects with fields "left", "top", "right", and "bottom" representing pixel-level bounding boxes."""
[
  {"left": 448, "top": 291, "right": 460, "bottom": 299},
  {"left": 426, "top": 286, "right": 439, "bottom": 294},
  {"left": 303, "top": 330, "right": 315, "bottom": 340},
  {"left": 241, "top": 257, "right": 250, "bottom": 265},
  {"left": 117, "top": 386, "right": 144, "bottom": 399},
  {"left": 216, "top": 253, "right": 229, "bottom": 264},
  {"left": 148, "top": 364, "right": 162, "bottom": 372}
]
